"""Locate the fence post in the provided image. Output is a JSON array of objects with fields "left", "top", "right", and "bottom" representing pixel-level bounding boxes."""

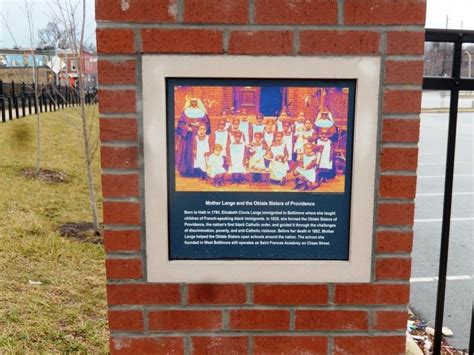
[
  {"left": 12, "top": 81, "right": 20, "bottom": 119},
  {"left": 0, "top": 80, "right": 5, "bottom": 123},
  {"left": 21, "top": 82, "right": 26, "bottom": 117}
]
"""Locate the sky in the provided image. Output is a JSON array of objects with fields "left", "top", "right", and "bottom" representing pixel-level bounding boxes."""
[
  {"left": 0, "top": 0, "right": 474, "bottom": 49},
  {"left": 0, "top": 0, "right": 96, "bottom": 48}
]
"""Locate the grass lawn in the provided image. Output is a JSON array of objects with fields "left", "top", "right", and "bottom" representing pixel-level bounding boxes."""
[{"left": 0, "top": 108, "right": 108, "bottom": 353}]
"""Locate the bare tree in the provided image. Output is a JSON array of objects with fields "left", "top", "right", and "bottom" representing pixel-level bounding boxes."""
[
  {"left": 22, "top": 0, "right": 42, "bottom": 175},
  {"left": 37, "top": 21, "right": 71, "bottom": 49},
  {"left": 47, "top": 0, "right": 100, "bottom": 229}
]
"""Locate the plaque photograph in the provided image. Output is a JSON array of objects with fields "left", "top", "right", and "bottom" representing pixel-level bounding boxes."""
[{"left": 166, "top": 78, "right": 356, "bottom": 261}]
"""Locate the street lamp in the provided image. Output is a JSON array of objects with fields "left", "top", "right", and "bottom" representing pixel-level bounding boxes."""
[{"left": 464, "top": 50, "right": 472, "bottom": 78}]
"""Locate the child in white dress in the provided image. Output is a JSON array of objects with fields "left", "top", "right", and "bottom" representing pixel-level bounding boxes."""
[
  {"left": 282, "top": 121, "right": 294, "bottom": 163},
  {"left": 316, "top": 130, "right": 334, "bottom": 182},
  {"left": 252, "top": 113, "right": 265, "bottom": 139},
  {"left": 206, "top": 144, "right": 226, "bottom": 187},
  {"left": 294, "top": 143, "right": 321, "bottom": 190},
  {"left": 248, "top": 132, "right": 269, "bottom": 183},
  {"left": 268, "top": 132, "right": 289, "bottom": 184},
  {"left": 227, "top": 131, "right": 247, "bottom": 184},
  {"left": 212, "top": 119, "right": 230, "bottom": 157},
  {"left": 193, "top": 124, "right": 210, "bottom": 179},
  {"left": 239, "top": 115, "right": 251, "bottom": 144},
  {"left": 294, "top": 112, "right": 305, "bottom": 132},
  {"left": 263, "top": 120, "right": 275, "bottom": 147}
]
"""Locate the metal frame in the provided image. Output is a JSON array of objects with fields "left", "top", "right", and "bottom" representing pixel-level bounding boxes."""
[{"left": 422, "top": 28, "right": 474, "bottom": 355}]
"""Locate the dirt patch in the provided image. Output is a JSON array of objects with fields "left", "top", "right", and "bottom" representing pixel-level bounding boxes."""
[
  {"left": 21, "top": 168, "right": 68, "bottom": 183},
  {"left": 59, "top": 222, "right": 102, "bottom": 244}
]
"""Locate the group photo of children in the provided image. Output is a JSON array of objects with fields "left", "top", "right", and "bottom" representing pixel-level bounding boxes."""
[{"left": 172, "top": 84, "right": 351, "bottom": 193}]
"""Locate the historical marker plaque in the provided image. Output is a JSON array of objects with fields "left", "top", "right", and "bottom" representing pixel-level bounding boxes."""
[
  {"left": 167, "top": 79, "right": 355, "bottom": 260},
  {"left": 143, "top": 56, "right": 379, "bottom": 282}
]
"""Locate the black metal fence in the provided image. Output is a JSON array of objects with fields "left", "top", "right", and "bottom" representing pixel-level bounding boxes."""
[
  {"left": 423, "top": 29, "right": 474, "bottom": 355},
  {"left": 0, "top": 80, "right": 97, "bottom": 123}
]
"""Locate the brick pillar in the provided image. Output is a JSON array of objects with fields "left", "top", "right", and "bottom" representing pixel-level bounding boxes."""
[{"left": 96, "top": 0, "right": 426, "bottom": 353}]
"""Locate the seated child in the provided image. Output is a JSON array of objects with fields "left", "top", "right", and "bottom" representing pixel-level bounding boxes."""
[
  {"left": 193, "top": 124, "right": 210, "bottom": 179},
  {"left": 206, "top": 144, "right": 226, "bottom": 187},
  {"left": 248, "top": 132, "right": 269, "bottom": 183},
  {"left": 294, "top": 143, "right": 321, "bottom": 190},
  {"left": 268, "top": 132, "right": 289, "bottom": 184},
  {"left": 252, "top": 113, "right": 265, "bottom": 138},
  {"left": 227, "top": 131, "right": 247, "bottom": 184},
  {"left": 212, "top": 119, "right": 230, "bottom": 157}
]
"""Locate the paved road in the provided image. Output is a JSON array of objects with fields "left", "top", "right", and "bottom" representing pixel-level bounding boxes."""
[{"left": 410, "top": 110, "right": 473, "bottom": 350}]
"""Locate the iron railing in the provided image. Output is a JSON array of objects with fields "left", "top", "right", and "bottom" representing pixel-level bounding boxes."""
[
  {"left": 422, "top": 28, "right": 474, "bottom": 355},
  {"left": 0, "top": 80, "right": 97, "bottom": 122}
]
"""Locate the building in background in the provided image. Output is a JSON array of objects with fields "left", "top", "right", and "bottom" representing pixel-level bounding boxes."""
[{"left": 0, "top": 48, "right": 97, "bottom": 88}]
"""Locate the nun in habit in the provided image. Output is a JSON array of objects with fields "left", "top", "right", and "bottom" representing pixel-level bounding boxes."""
[{"left": 176, "top": 98, "right": 211, "bottom": 177}]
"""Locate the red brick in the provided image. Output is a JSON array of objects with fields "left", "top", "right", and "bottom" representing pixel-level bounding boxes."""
[
  {"left": 383, "top": 90, "right": 422, "bottom": 114},
  {"left": 253, "top": 285, "right": 328, "bottom": 305},
  {"left": 385, "top": 60, "right": 424, "bottom": 85},
  {"left": 185, "top": 0, "right": 248, "bottom": 24},
  {"left": 254, "top": 336, "right": 327, "bottom": 355},
  {"left": 96, "top": 29, "right": 135, "bottom": 54},
  {"left": 103, "top": 201, "right": 140, "bottom": 225},
  {"left": 300, "top": 31, "right": 380, "bottom": 55},
  {"left": 99, "top": 89, "right": 136, "bottom": 113},
  {"left": 376, "top": 231, "right": 413, "bottom": 253},
  {"left": 345, "top": 0, "right": 426, "bottom": 25},
  {"left": 192, "top": 337, "right": 248, "bottom": 355},
  {"left": 100, "top": 118, "right": 138, "bottom": 142},
  {"left": 379, "top": 175, "right": 417, "bottom": 199},
  {"left": 107, "top": 284, "right": 180, "bottom": 305},
  {"left": 334, "top": 284, "right": 410, "bottom": 305},
  {"left": 380, "top": 147, "right": 418, "bottom": 171},
  {"left": 387, "top": 31, "right": 425, "bottom": 55},
  {"left": 334, "top": 336, "right": 406, "bottom": 354},
  {"left": 101, "top": 146, "right": 138, "bottom": 169},
  {"left": 98, "top": 60, "right": 136, "bottom": 85},
  {"left": 96, "top": 0, "right": 177, "bottom": 22},
  {"left": 108, "top": 310, "right": 143, "bottom": 331},
  {"left": 255, "top": 0, "right": 337, "bottom": 25},
  {"left": 148, "top": 310, "right": 222, "bottom": 331},
  {"left": 229, "top": 31, "right": 293, "bottom": 55},
  {"left": 102, "top": 174, "right": 139, "bottom": 197},
  {"left": 188, "top": 284, "right": 246, "bottom": 305},
  {"left": 377, "top": 203, "right": 415, "bottom": 226},
  {"left": 104, "top": 230, "right": 141, "bottom": 252},
  {"left": 374, "top": 310, "right": 408, "bottom": 330},
  {"left": 376, "top": 258, "right": 412, "bottom": 280},
  {"left": 383, "top": 119, "right": 420, "bottom": 143},
  {"left": 110, "top": 337, "right": 183, "bottom": 354},
  {"left": 106, "top": 258, "right": 143, "bottom": 279},
  {"left": 229, "top": 310, "right": 289, "bottom": 330},
  {"left": 296, "top": 310, "right": 368, "bottom": 330},
  {"left": 141, "top": 29, "right": 223, "bottom": 54}
]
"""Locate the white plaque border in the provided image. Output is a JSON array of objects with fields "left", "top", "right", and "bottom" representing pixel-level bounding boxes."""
[{"left": 142, "top": 55, "right": 380, "bottom": 283}]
